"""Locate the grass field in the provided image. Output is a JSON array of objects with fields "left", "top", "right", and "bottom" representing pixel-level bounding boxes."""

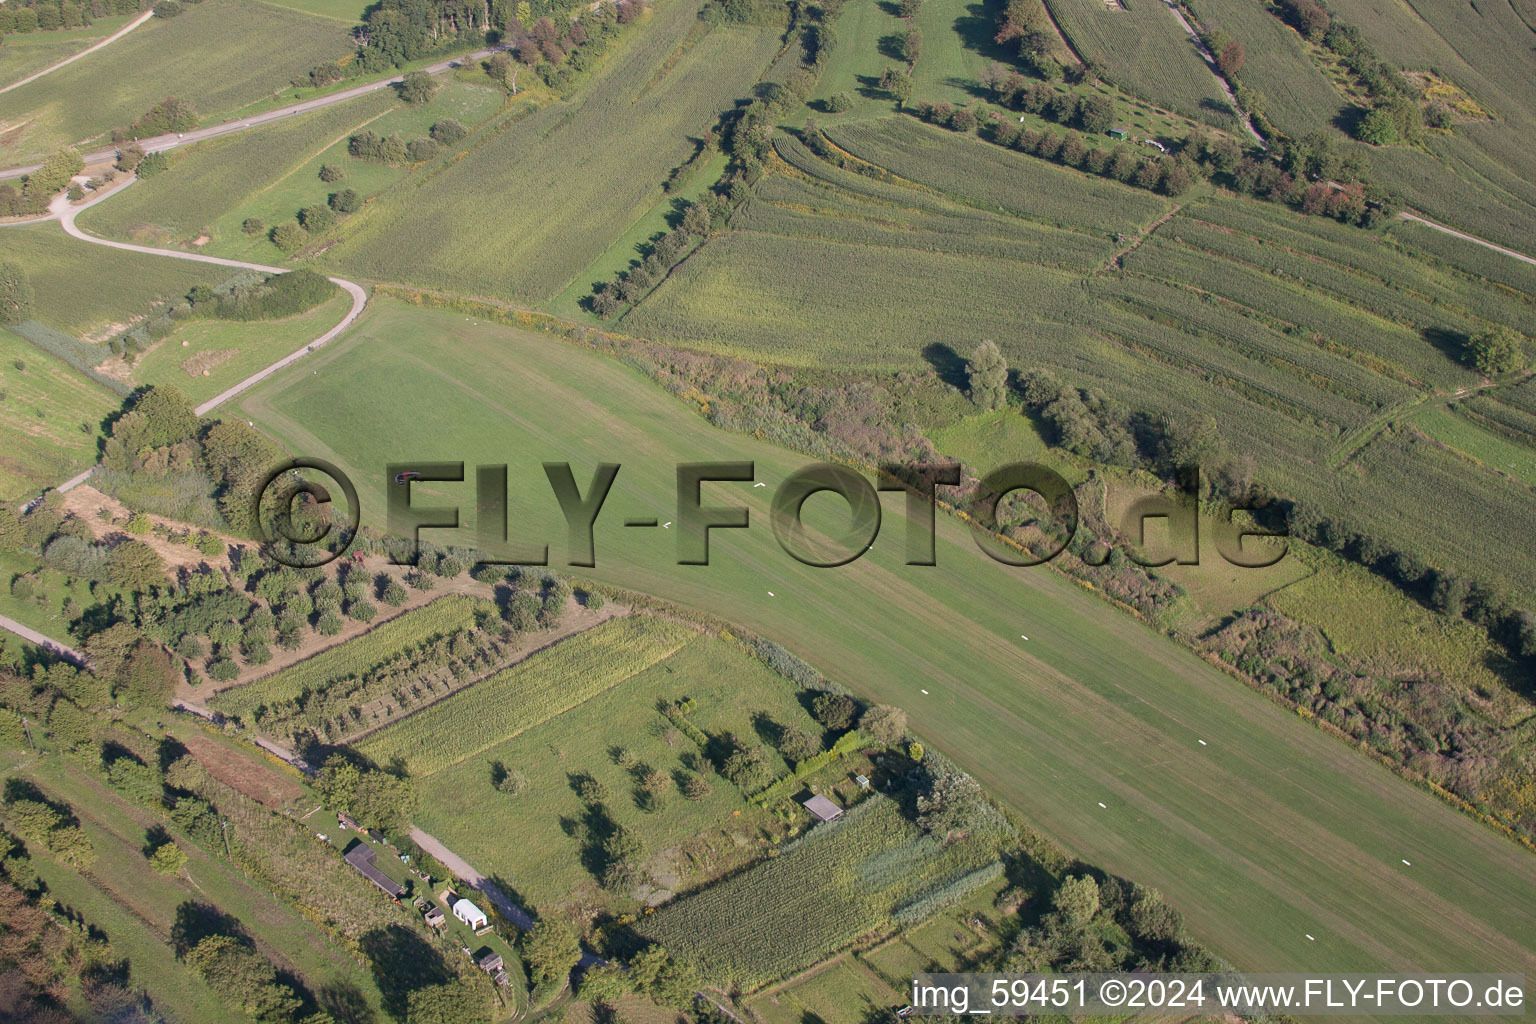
[
  {"left": 235, "top": 298, "right": 1536, "bottom": 976},
  {"left": 747, "top": 958, "right": 906, "bottom": 1024},
  {"left": 2, "top": 224, "right": 227, "bottom": 337},
  {"left": 0, "top": 0, "right": 355, "bottom": 162},
  {"left": 402, "top": 623, "right": 828, "bottom": 911},
  {"left": 322, "top": 0, "right": 786, "bottom": 306},
  {"left": 126, "top": 292, "right": 353, "bottom": 405},
  {"left": 1041, "top": 0, "right": 1234, "bottom": 125},
  {"left": 1266, "top": 548, "right": 1510, "bottom": 698},
  {"left": 255, "top": 0, "right": 370, "bottom": 22},
  {"left": 638, "top": 796, "right": 999, "bottom": 988},
  {"left": 0, "top": 15, "right": 133, "bottom": 88},
  {"left": 209, "top": 595, "right": 491, "bottom": 721},
  {"left": 1410, "top": 402, "right": 1536, "bottom": 489},
  {"left": 356, "top": 616, "right": 695, "bottom": 775},
  {"left": 0, "top": 326, "right": 120, "bottom": 499},
  {"left": 0, "top": 548, "right": 98, "bottom": 638}
]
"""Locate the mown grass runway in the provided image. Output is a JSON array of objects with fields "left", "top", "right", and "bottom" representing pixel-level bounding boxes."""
[{"left": 239, "top": 300, "right": 1536, "bottom": 977}]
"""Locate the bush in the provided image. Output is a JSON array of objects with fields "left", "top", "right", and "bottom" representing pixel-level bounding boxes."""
[
  {"left": 241, "top": 217, "right": 265, "bottom": 236},
  {"left": 329, "top": 188, "right": 362, "bottom": 214},
  {"left": 319, "top": 164, "right": 345, "bottom": 183},
  {"left": 271, "top": 223, "right": 308, "bottom": 253},
  {"left": 298, "top": 205, "right": 336, "bottom": 232},
  {"left": 826, "top": 92, "right": 853, "bottom": 113},
  {"left": 136, "top": 152, "right": 171, "bottom": 177},
  {"left": 430, "top": 119, "right": 468, "bottom": 144}
]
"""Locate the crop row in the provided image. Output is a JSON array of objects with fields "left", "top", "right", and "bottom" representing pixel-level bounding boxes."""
[
  {"left": 742, "top": 182, "right": 1112, "bottom": 270},
  {"left": 1097, "top": 274, "right": 1414, "bottom": 415},
  {"left": 356, "top": 616, "right": 694, "bottom": 776},
  {"left": 1121, "top": 236, "right": 1455, "bottom": 386},
  {"left": 1162, "top": 210, "right": 1536, "bottom": 342},
  {"left": 210, "top": 595, "right": 490, "bottom": 720},
  {"left": 637, "top": 797, "right": 997, "bottom": 989},
  {"left": 822, "top": 118, "right": 1170, "bottom": 237}
]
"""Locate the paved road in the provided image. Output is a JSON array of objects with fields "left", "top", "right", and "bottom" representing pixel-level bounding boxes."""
[
  {"left": 0, "top": 9, "right": 156, "bottom": 96},
  {"left": 1400, "top": 210, "right": 1536, "bottom": 268},
  {"left": 0, "top": 613, "right": 88, "bottom": 665},
  {"left": 0, "top": 46, "right": 498, "bottom": 179},
  {"left": 43, "top": 178, "right": 370, "bottom": 416}
]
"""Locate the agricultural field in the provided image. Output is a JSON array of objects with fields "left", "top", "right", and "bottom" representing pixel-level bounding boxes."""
[
  {"left": 404, "top": 623, "right": 830, "bottom": 911},
  {"left": 356, "top": 616, "right": 695, "bottom": 776},
  {"left": 209, "top": 594, "right": 493, "bottom": 721},
  {"left": 0, "top": 15, "right": 134, "bottom": 88},
  {"left": 1191, "top": 0, "right": 1346, "bottom": 137},
  {"left": 236, "top": 299, "right": 1536, "bottom": 976},
  {"left": 322, "top": 0, "right": 786, "bottom": 306},
  {"left": 1, "top": 224, "right": 225, "bottom": 337},
  {"left": 638, "top": 796, "right": 1001, "bottom": 989},
  {"left": 0, "top": 0, "right": 355, "bottom": 163},
  {"left": 1041, "top": 0, "right": 1235, "bottom": 126},
  {"left": 0, "top": 326, "right": 120, "bottom": 498}
]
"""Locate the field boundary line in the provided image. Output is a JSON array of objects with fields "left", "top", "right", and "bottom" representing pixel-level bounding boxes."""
[{"left": 0, "top": 9, "right": 156, "bottom": 96}]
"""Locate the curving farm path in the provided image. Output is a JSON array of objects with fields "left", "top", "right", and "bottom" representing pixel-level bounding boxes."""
[
  {"left": 0, "top": 8, "right": 156, "bottom": 97},
  {"left": 40, "top": 179, "right": 369, "bottom": 416}
]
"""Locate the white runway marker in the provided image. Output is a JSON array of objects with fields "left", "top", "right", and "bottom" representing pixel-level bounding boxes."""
[
  {"left": 1097, "top": 802, "right": 1107, "bottom": 808},
  {"left": 1198, "top": 740, "right": 1207, "bottom": 746},
  {"left": 662, "top": 522, "right": 671, "bottom": 528},
  {"left": 1020, "top": 634, "right": 1028, "bottom": 640},
  {"left": 1402, "top": 859, "right": 1411, "bottom": 866},
  {"left": 754, "top": 481, "right": 766, "bottom": 487},
  {"left": 767, "top": 591, "right": 775, "bottom": 597},
  {"left": 920, "top": 689, "right": 929, "bottom": 694},
  {"left": 1305, "top": 934, "right": 1316, "bottom": 941}
]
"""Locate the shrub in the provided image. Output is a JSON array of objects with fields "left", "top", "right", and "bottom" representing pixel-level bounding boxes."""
[
  {"left": 329, "top": 189, "right": 362, "bottom": 214},
  {"left": 271, "top": 222, "right": 308, "bottom": 253},
  {"left": 319, "top": 164, "right": 344, "bottom": 183},
  {"left": 430, "top": 119, "right": 468, "bottom": 144},
  {"left": 241, "top": 217, "right": 265, "bottom": 236},
  {"left": 298, "top": 205, "right": 336, "bottom": 232}
]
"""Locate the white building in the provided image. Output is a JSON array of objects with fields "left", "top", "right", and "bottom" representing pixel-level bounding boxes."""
[{"left": 453, "top": 898, "right": 488, "bottom": 930}]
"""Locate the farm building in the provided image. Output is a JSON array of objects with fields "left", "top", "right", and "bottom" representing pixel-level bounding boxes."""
[
  {"left": 454, "top": 898, "right": 489, "bottom": 929},
  {"left": 344, "top": 843, "right": 405, "bottom": 897},
  {"left": 802, "top": 794, "right": 844, "bottom": 822},
  {"left": 1108, "top": 127, "right": 1129, "bottom": 139},
  {"left": 423, "top": 905, "right": 445, "bottom": 929},
  {"left": 476, "top": 950, "right": 504, "bottom": 974}
]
